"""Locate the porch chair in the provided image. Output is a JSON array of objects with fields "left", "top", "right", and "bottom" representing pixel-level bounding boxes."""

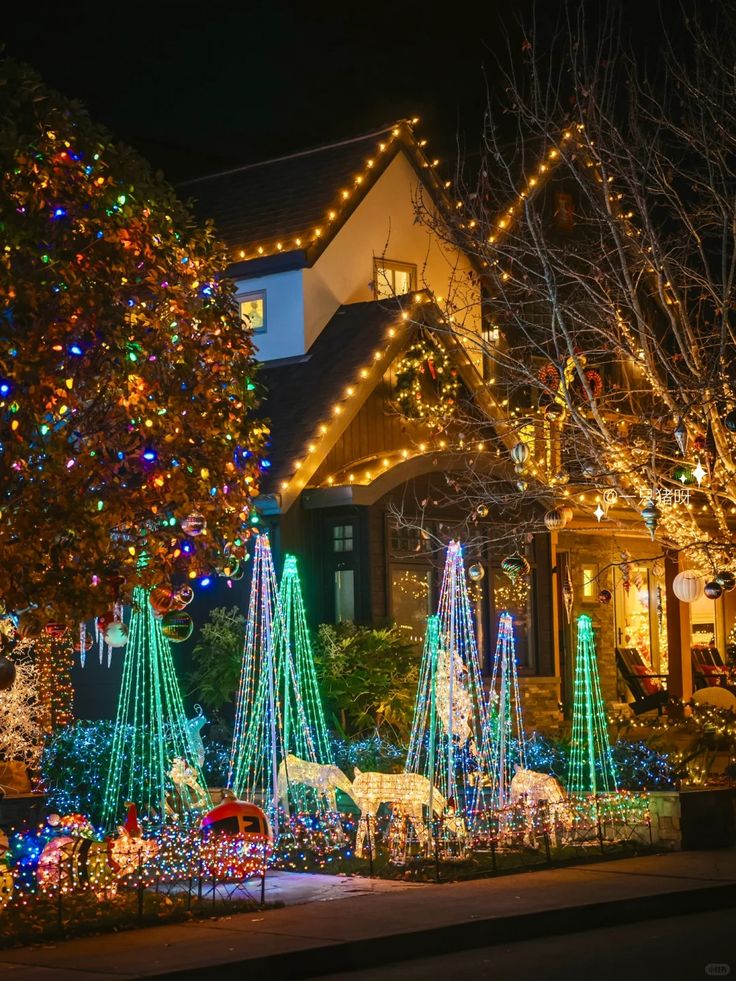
[
  {"left": 691, "top": 645, "right": 734, "bottom": 692},
  {"left": 615, "top": 646, "right": 669, "bottom": 715}
]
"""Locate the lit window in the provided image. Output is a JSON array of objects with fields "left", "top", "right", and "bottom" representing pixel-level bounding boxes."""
[
  {"left": 332, "top": 524, "right": 354, "bottom": 553},
  {"left": 238, "top": 290, "right": 266, "bottom": 333},
  {"left": 334, "top": 570, "right": 355, "bottom": 622},
  {"left": 374, "top": 259, "right": 417, "bottom": 299}
]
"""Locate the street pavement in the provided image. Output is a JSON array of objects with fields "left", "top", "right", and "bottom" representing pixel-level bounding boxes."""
[{"left": 0, "top": 850, "right": 733, "bottom": 979}]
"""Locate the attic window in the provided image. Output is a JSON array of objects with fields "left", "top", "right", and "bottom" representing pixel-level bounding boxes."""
[{"left": 374, "top": 259, "right": 417, "bottom": 299}]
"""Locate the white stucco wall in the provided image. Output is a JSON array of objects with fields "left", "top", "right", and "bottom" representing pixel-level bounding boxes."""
[
  {"left": 303, "top": 151, "right": 482, "bottom": 358},
  {"left": 235, "top": 150, "right": 482, "bottom": 364},
  {"left": 233, "top": 268, "right": 304, "bottom": 362}
]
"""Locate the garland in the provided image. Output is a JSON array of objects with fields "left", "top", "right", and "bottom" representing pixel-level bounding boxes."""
[{"left": 393, "top": 337, "right": 460, "bottom": 429}]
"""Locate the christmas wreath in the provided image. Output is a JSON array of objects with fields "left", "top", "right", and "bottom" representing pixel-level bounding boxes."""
[{"left": 393, "top": 337, "right": 460, "bottom": 429}]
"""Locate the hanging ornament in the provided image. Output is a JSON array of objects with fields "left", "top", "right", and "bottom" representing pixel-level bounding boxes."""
[
  {"left": 0, "top": 655, "right": 16, "bottom": 691},
  {"left": 177, "top": 585, "right": 195, "bottom": 607},
  {"left": 468, "top": 563, "right": 485, "bottom": 582},
  {"left": 96, "top": 611, "right": 114, "bottom": 634},
  {"left": 641, "top": 498, "right": 662, "bottom": 540},
  {"left": 217, "top": 556, "right": 241, "bottom": 578},
  {"left": 544, "top": 401, "right": 565, "bottom": 422},
  {"left": 516, "top": 480, "right": 528, "bottom": 492},
  {"left": 149, "top": 586, "right": 175, "bottom": 617},
  {"left": 544, "top": 508, "right": 566, "bottom": 531},
  {"left": 562, "top": 562, "right": 574, "bottom": 622},
  {"left": 674, "top": 418, "right": 688, "bottom": 455},
  {"left": 704, "top": 580, "right": 723, "bottom": 600},
  {"left": 510, "top": 442, "right": 529, "bottom": 467},
  {"left": 76, "top": 624, "right": 92, "bottom": 662},
  {"left": 476, "top": 503, "right": 489, "bottom": 519},
  {"left": 620, "top": 551, "right": 632, "bottom": 593},
  {"left": 104, "top": 620, "right": 128, "bottom": 648},
  {"left": 672, "top": 570, "right": 704, "bottom": 603},
  {"left": 181, "top": 512, "right": 207, "bottom": 536},
  {"left": 160, "top": 610, "right": 194, "bottom": 643},
  {"left": 598, "top": 589, "right": 612, "bottom": 605},
  {"left": 559, "top": 505, "right": 574, "bottom": 526},
  {"left": 672, "top": 464, "right": 695, "bottom": 485},
  {"left": 694, "top": 433, "right": 706, "bottom": 452},
  {"left": 724, "top": 409, "right": 736, "bottom": 433},
  {"left": 513, "top": 463, "right": 526, "bottom": 476},
  {"left": 652, "top": 561, "right": 665, "bottom": 579},
  {"left": 501, "top": 554, "right": 530, "bottom": 583},
  {"left": 714, "top": 570, "right": 736, "bottom": 592}
]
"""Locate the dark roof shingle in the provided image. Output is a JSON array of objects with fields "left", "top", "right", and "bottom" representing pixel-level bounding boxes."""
[
  {"left": 258, "top": 297, "right": 408, "bottom": 490},
  {"left": 181, "top": 126, "right": 401, "bottom": 254}
]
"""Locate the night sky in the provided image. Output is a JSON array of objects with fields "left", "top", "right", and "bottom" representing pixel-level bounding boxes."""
[{"left": 1, "top": 0, "right": 671, "bottom": 184}]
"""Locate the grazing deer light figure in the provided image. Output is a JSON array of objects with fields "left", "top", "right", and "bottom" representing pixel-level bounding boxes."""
[
  {"left": 276, "top": 754, "right": 355, "bottom": 815},
  {"left": 351, "top": 769, "right": 466, "bottom": 855}
]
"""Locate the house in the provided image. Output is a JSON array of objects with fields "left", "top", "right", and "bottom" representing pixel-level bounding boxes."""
[{"left": 183, "top": 119, "right": 736, "bottom": 732}]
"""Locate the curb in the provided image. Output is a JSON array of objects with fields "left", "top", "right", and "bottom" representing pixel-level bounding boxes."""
[{"left": 149, "top": 880, "right": 736, "bottom": 980}]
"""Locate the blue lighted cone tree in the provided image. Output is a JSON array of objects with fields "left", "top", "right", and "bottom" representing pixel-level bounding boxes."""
[
  {"left": 406, "top": 541, "right": 490, "bottom": 825},
  {"left": 229, "top": 536, "right": 338, "bottom": 837},
  {"left": 484, "top": 612, "right": 527, "bottom": 808},
  {"left": 567, "top": 614, "right": 618, "bottom": 797},
  {"left": 102, "top": 588, "right": 209, "bottom": 830}
]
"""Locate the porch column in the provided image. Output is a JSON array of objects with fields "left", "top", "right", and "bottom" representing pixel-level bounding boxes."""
[{"left": 664, "top": 553, "right": 692, "bottom": 703}]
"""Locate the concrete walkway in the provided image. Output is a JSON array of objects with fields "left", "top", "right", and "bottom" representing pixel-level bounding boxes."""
[{"left": 1, "top": 850, "right": 735, "bottom": 980}]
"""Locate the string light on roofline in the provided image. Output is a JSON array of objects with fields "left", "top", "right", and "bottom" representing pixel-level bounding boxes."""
[{"left": 232, "top": 119, "right": 442, "bottom": 262}]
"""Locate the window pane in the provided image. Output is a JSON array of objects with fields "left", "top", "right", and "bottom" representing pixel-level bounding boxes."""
[
  {"left": 375, "top": 265, "right": 394, "bottom": 299},
  {"left": 391, "top": 568, "right": 432, "bottom": 645},
  {"left": 335, "top": 570, "right": 355, "bottom": 622},
  {"left": 333, "top": 524, "right": 353, "bottom": 553},
  {"left": 393, "top": 269, "right": 412, "bottom": 295}
]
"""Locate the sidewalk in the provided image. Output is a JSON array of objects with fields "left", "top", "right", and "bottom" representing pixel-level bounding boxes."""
[{"left": 1, "top": 850, "right": 735, "bottom": 980}]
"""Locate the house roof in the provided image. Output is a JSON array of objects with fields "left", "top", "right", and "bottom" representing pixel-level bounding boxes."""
[
  {"left": 258, "top": 295, "right": 412, "bottom": 497},
  {"left": 180, "top": 120, "right": 451, "bottom": 272}
]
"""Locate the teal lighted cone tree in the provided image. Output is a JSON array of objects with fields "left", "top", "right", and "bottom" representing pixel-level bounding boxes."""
[
  {"left": 567, "top": 614, "right": 618, "bottom": 796},
  {"left": 484, "top": 612, "right": 527, "bottom": 808},
  {"left": 278, "top": 555, "right": 333, "bottom": 767},
  {"left": 229, "top": 536, "right": 335, "bottom": 831},
  {"left": 102, "top": 588, "right": 209, "bottom": 830},
  {"left": 406, "top": 541, "right": 490, "bottom": 819}
]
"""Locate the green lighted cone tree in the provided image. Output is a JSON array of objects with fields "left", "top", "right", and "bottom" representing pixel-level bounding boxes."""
[
  {"left": 484, "top": 612, "right": 527, "bottom": 808},
  {"left": 406, "top": 541, "right": 490, "bottom": 825},
  {"left": 102, "top": 588, "right": 208, "bottom": 830},
  {"left": 278, "top": 555, "right": 333, "bottom": 767},
  {"left": 567, "top": 614, "right": 618, "bottom": 796},
  {"left": 0, "top": 61, "right": 266, "bottom": 625},
  {"left": 229, "top": 536, "right": 339, "bottom": 836}
]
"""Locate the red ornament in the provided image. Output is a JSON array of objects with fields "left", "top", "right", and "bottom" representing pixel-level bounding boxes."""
[{"left": 96, "top": 611, "right": 114, "bottom": 633}]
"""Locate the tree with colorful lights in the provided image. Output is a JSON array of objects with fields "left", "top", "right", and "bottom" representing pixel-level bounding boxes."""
[
  {"left": 102, "top": 587, "right": 207, "bottom": 830},
  {"left": 567, "top": 614, "right": 618, "bottom": 796},
  {"left": 0, "top": 60, "right": 266, "bottom": 625},
  {"left": 403, "top": 3, "right": 736, "bottom": 573},
  {"left": 406, "top": 542, "right": 490, "bottom": 820}
]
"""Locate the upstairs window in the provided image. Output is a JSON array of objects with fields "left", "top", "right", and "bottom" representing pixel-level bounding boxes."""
[
  {"left": 374, "top": 259, "right": 417, "bottom": 299},
  {"left": 332, "top": 524, "right": 354, "bottom": 553},
  {"left": 238, "top": 290, "right": 266, "bottom": 333}
]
